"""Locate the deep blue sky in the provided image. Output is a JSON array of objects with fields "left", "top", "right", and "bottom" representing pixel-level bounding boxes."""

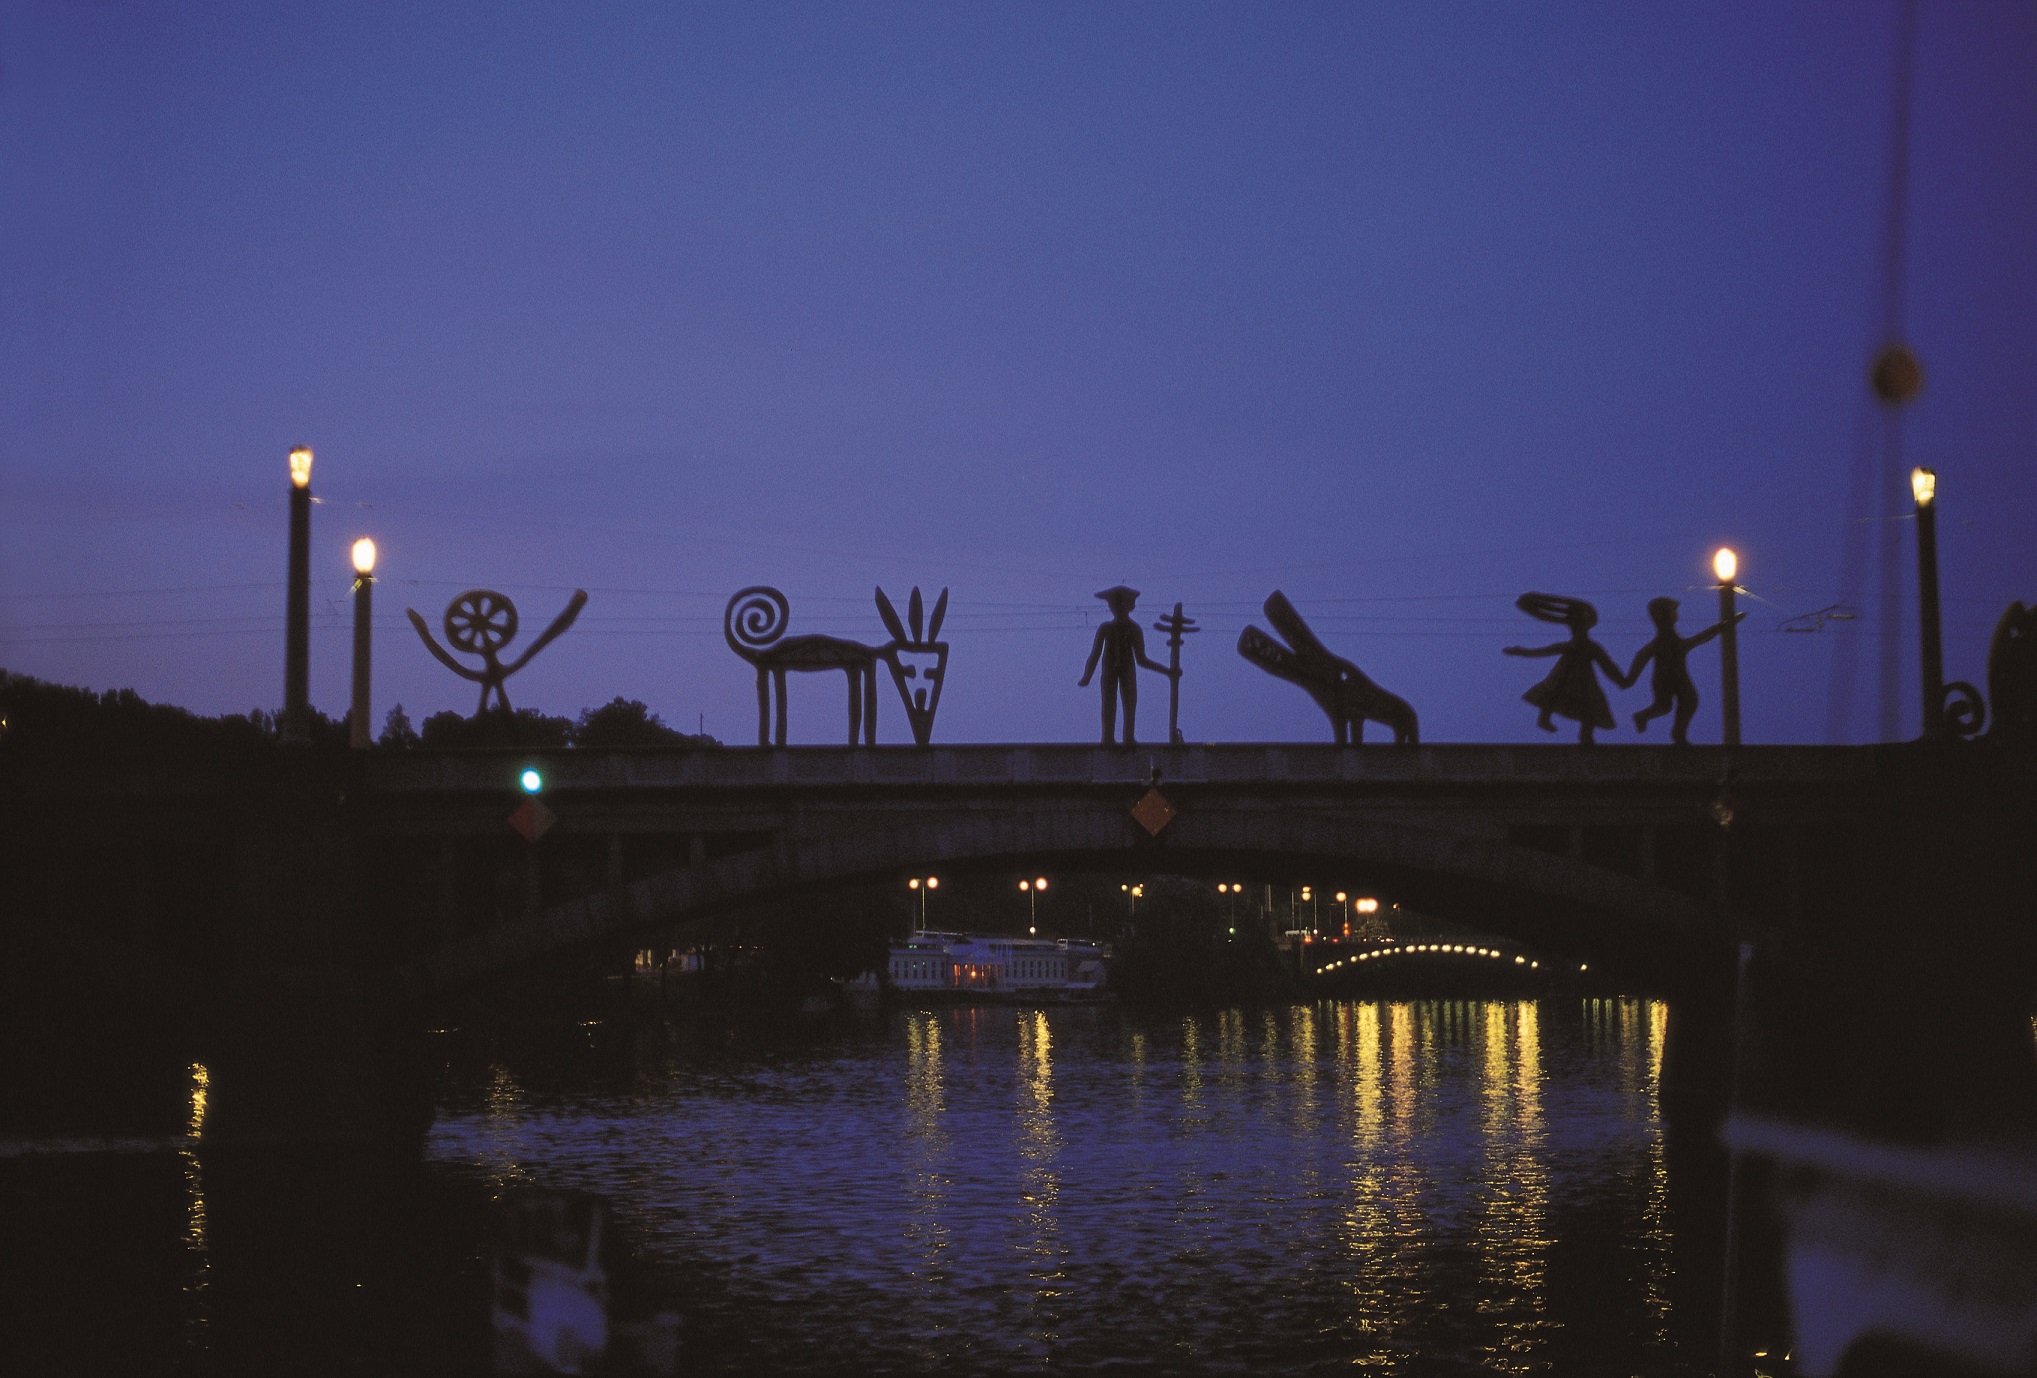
[{"left": 5, "top": 2, "right": 2033, "bottom": 746}]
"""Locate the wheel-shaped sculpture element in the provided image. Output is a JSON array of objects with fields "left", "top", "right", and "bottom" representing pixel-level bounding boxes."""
[{"left": 444, "top": 589, "right": 519, "bottom": 655}]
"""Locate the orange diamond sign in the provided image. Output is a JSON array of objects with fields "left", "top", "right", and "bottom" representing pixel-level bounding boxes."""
[
  {"left": 508, "top": 798, "right": 556, "bottom": 843},
  {"left": 1131, "top": 787, "right": 1176, "bottom": 836}
]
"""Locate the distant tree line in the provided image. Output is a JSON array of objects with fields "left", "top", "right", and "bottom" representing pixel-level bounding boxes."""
[{"left": 0, "top": 671, "right": 719, "bottom": 760}]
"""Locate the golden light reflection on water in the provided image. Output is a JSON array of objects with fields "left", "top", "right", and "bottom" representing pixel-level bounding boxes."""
[
  {"left": 1331, "top": 1001, "right": 1433, "bottom": 1364},
  {"left": 182, "top": 1063, "right": 211, "bottom": 1344},
  {"left": 1471, "top": 1001, "right": 1551, "bottom": 1373},
  {"left": 1291, "top": 1002, "right": 1319, "bottom": 1130},
  {"left": 903, "top": 1013, "right": 951, "bottom": 1295},
  {"left": 1015, "top": 1011, "right": 1066, "bottom": 1340},
  {"left": 1640, "top": 1000, "right": 1672, "bottom": 1340}
]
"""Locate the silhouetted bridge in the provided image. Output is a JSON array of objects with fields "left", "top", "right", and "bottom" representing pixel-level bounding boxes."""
[
  {"left": 7, "top": 739, "right": 2033, "bottom": 1142},
  {"left": 351, "top": 742, "right": 1913, "bottom": 998}
]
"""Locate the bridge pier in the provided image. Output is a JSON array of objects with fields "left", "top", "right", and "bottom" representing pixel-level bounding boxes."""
[{"left": 198, "top": 755, "right": 431, "bottom": 1148}]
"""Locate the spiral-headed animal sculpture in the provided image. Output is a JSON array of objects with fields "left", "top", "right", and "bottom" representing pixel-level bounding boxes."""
[{"left": 724, "top": 586, "right": 881, "bottom": 746}]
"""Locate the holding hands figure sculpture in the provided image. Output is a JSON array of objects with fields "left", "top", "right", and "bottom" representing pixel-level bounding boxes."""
[
  {"left": 1079, "top": 586, "right": 1177, "bottom": 746},
  {"left": 1504, "top": 593, "right": 1630, "bottom": 744},
  {"left": 1626, "top": 596, "right": 1743, "bottom": 745}
]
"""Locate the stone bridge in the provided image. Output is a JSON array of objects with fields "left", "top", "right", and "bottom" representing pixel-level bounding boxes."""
[
  {"left": 344, "top": 741, "right": 1997, "bottom": 1001},
  {"left": 8, "top": 738, "right": 2033, "bottom": 1143}
]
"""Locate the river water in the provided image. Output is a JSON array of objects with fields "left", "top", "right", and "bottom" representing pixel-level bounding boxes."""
[{"left": 6, "top": 997, "right": 1723, "bottom": 1375}]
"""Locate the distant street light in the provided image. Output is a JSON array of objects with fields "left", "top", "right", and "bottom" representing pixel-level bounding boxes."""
[
  {"left": 909, "top": 875, "right": 938, "bottom": 928},
  {"left": 1714, "top": 547, "right": 1742, "bottom": 747},
  {"left": 1019, "top": 876, "right": 1048, "bottom": 935},
  {"left": 283, "top": 446, "right": 314, "bottom": 742},
  {"left": 1912, "top": 467, "right": 1945, "bottom": 739},
  {"left": 350, "top": 538, "right": 376, "bottom": 750}
]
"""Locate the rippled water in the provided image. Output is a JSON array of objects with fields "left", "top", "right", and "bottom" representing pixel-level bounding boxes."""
[{"left": 431, "top": 998, "right": 1710, "bottom": 1375}]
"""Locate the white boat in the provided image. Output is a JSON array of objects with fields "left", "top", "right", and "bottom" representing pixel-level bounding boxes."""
[{"left": 887, "top": 930, "right": 1109, "bottom": 1001}]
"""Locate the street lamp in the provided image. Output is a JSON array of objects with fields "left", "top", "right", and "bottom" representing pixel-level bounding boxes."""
[
  {"left": 350, "top": 538, "right": 376, "bottom": 750},
  {"left": 283, "top": 446, "right": 314, "bottom": 742},
  {"left": 1912, "top": 467, "right": 1944, "bottom": 739},
  {"left": 1019, "top": 876, "right": 1048, "bottom": 935},
  {"left": 1714, "top": 547, "right": 1741, "bottom": 747},
  {"left": 908, "top": 875, "right": 938, "bottom": 929}
]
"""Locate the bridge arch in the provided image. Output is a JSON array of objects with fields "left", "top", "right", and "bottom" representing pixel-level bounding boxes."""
[{"left": 399, "top": 797, "right": 1740, "bottom": 1002}]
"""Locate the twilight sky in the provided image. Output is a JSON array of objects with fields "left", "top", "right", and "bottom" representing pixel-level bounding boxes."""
[{"left": 4, "top": 2, "right": 2033, "bottom": 747}]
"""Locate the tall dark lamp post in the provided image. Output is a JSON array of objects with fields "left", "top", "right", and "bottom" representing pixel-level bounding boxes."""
[
  {"left": 1714, "top": 547, "right": 1741, "bottom": 748},
  {"left": 1911, "top": 467, "right": 1944, "bottom": 739},
  {"left": 350, "top": 538, "right": 376, "bottom": 750},
  {"left": 282, "top": 446, "right": 314, "bottom": 742}
]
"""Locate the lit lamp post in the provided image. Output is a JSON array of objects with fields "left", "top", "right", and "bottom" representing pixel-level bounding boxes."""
[
  {"left": 1714, "top": 547, "right": 1741, "bottom": 748},
  {"left": 908, "top": 875, "right": 938, "bottom": 930},
  {"left": 349, "top": 538, "right": 376, "bottom": 750},
  {"left": 1911, "top": 467, "right": 1944, "bottom": 739},
  {"left": 283, "top": 446, "right": 314, "bottom": 742},
  {"left": 1019, "top": 876, "right": 1048, "bottom": 935}
]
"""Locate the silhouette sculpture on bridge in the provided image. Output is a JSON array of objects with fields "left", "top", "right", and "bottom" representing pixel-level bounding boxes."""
[
  {"left": 407, "top": 588, "right": 588, "bottom": 714},
  {"left": 1079, "top": 586, "right": 1177, "bottom": 746},
  {"left": 1625, "top": 596, "right": 1743, "bottom": 746},
  {"left": 1985, "top": 601, "right": 2036, "bottom": 744},
  {"left": 1237, "top": 591, "right": 1418, "bottom": 745},
  {"left": 875, "top": 586, "right": 950, "bottom": 746},
  {"left": 1152, "top": 601, "right": 1200, "bottom": 744},
  {"left": 726, "top": 587, "right": 882, "bottom": 746},
  {"left": 1504, "top": 593, "right": 1629, "bottom": 744}
]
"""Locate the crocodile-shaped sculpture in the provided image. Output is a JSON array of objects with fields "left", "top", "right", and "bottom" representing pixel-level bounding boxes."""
[{"left": 1237, "top": 591, "right": 1418, "bottom": 745}]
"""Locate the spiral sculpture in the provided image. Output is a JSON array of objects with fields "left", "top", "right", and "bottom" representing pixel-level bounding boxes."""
[
  {"left": 724, "top": 586, "right": 790, "bottom": 654},
  {"left": 723, "top": 586, "right": 881, "bottom": 745}
]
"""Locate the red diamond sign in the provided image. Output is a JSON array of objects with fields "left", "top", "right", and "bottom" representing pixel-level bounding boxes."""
[
  {"left": 1131, "top": 788, "right": 1176, "bottom": 836},
  {"left": 508, "top": 798, "right": 556, "bottom": 843}
]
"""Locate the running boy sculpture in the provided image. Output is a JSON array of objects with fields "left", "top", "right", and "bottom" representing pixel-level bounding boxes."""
[
  {"left": 1078, "top": 586, "right": 1177, "bottom": 746},
  {"left": 1503, "top": 593, "right": 1630, "bottom": 744},
  {"left": 1625, "top": 596, "right": 1743, "bottom": 745}
]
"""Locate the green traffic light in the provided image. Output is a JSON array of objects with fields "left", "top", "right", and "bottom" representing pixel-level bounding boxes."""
[{"left": 520, "top": 768, "right": 543, "bottom": 794}]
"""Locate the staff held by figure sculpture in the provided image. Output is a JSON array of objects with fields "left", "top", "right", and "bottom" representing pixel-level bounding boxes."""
[
  {"left": 1151, "top": 602, "right": 1199, "bottom": 744},
  {"left": 1078, "top": 586, "right": 1177, "bottom": 747}
]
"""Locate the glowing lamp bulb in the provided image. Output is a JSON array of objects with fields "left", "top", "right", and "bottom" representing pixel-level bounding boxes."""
[
  {"left": 1713, "top": 547, "right": 1738, "bottom": 584},
  {"left": 1019, "top": 880, "right": 1030, "bottom": 892},
  {"left": 288, "top": 446, "right": 314, "bottom": 488},
  {"left": 1910, "top": 467, "right": 1936, "bottom": 508},
  {"left": 926, "top": 877, "right": 938, "bottom": 890},
  {"left": 909, "top": 879, "right": 920, "bottom": 890},
  {"left": 1335, "top": 892, "right": 1346, "bottom": 903},
  {"left": 1035, "top": 877, "right": 1047, "bottom": 890},
  {"left": 1356, "top": 898, "right": 1379, "bottom": 913},
  {"left": 519, "top": 769, "right": 542, "bottom": 794},
  {"left": 351, "top": 537, "right": 377, "bottom": 575}
]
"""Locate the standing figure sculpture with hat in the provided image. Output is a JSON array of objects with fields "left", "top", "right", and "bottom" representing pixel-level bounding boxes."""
[{"left": 1079, "top": 585, "right": 1178, "bottom": 746}]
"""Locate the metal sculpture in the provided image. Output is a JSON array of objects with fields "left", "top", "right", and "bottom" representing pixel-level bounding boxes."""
[
  {"left": 407, "top": 588, "right": 588, "bottom": 715},
  {"left": 1237, "top": 591, "right": 1418, "bottom": 745},
  {"left": 1078, "top": 586, "right": 1177, "bottom": 747},
  {"left": 1983, "top": 601, "right": 2035, "bottom": 744},
  {"left": 1504, "top": 593, "right": 1629, "bottom": 745},
  {"left": 725, "top": 587, "right": 880, "bottom": 746},
  {"left": 1625, "top": 597, "right": 1743, "bottom": 746},
  {"left": 875, "top": 586, "right": 949, "bottom": 746},
  {"left": 1152, "top": 602, "right": 1199, "bottom": 744}
]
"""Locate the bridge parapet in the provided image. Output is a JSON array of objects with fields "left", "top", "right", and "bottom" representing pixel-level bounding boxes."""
[{"left": 359, "top": 741, "right": 1881, "bottom": 795}]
